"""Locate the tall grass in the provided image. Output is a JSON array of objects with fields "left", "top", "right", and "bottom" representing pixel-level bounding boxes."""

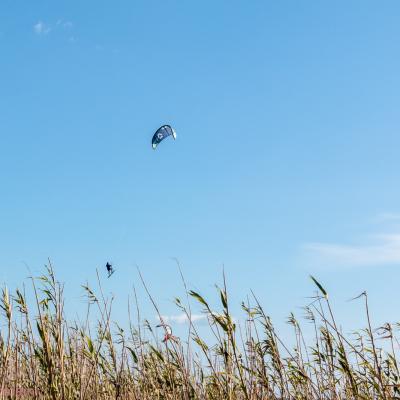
[{"left": 0, "top": 263, "right": 398, "bottom": 399}]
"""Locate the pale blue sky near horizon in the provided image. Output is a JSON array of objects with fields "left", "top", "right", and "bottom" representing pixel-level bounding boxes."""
[{"left": 1, "top": 1, "right": 400, "bottom": 335}]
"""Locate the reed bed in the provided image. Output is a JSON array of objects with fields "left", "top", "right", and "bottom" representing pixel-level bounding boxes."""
[{"left": 0, "top": 263, "right": 398, "bottom": 399}]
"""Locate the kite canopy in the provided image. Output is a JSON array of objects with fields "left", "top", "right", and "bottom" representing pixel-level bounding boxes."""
[{"left": 152, "top": 125, "right": 177, "bottom": 149}]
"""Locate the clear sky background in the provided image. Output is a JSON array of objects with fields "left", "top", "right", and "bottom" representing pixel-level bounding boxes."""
[{"left": 1, "top": 1, "right": 400, "bottom": 337}]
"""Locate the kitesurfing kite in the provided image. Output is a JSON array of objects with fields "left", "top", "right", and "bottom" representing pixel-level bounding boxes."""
[{"left": 152, "top": 125, "right": 177, "bottom": 149}]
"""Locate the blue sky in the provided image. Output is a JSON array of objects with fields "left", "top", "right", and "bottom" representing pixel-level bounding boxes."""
[{"left": 1, "top": 1, "right": 400, "bottom": 336}]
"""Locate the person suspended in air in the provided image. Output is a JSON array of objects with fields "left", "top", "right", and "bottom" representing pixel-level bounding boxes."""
[{"left": 106, "top": 262, "right": 114, "bottom": 278}]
